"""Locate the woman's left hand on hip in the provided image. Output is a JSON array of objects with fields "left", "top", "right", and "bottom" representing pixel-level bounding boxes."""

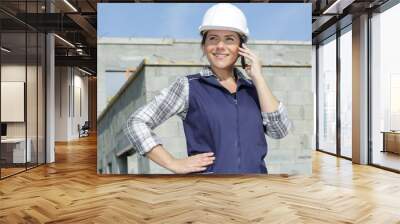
[{"left": 238, "top": 44, "right": 263, "bottom": 80}]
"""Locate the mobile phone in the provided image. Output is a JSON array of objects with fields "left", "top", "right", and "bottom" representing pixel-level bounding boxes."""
[
  {"left": 240, "top": 43, "right": 246, "bottom": 69},
  {"left": 241, "top": 56, "right": 246, "bottom": 69}
]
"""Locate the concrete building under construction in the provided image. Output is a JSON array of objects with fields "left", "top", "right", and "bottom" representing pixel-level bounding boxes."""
[{"left": 97, "top": 37, "right": 313, "bottom": 174}]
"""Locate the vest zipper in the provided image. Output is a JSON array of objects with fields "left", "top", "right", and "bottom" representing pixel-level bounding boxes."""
[{"left": 235, "top": 93, "right": 241, "bottom": 171}]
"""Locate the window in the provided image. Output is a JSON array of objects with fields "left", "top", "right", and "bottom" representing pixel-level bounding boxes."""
[
  {"left": 371, "top": 2, "right": 400, "bottom": 171},
  {"left": 339, "top": 27, "right": 352, "bottom": 158},
  {"left": 318, "top": 35, "right": 337, "bottom": 155}
]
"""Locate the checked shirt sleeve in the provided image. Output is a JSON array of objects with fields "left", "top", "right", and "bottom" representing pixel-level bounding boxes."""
[
  {"left": 261, "top": 101, "right": 291, "bottom": 139},
  {"left": 124, "top": 76, "right": 189, "bottom": 156}
]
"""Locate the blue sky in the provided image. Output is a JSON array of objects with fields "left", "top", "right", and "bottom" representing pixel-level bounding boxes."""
[{"left": 98, "top": 3, "right": 311, "bottom": 41}]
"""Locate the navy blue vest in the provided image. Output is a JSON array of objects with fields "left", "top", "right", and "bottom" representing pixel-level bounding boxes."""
[{"left": 182, "top": 72, "right": 268, "bottom": 174}]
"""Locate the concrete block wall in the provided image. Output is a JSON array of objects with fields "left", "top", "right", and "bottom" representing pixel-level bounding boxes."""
[
  {"left": 97, "top": 68, "right": 147, "bottom": 174},
  {"left": 261, "top": 66, "right": 313, "bottom": 174},
  {"left": 98, "top": 38, "right": 311, "bottom": 113},
  {"left": 97, "top": 38, "right": 313, "bottom": 175}
]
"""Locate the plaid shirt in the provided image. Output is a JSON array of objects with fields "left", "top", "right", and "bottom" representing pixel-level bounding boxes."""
[{"left": 125, "top": 67, "right": 291, "bottom": 156}]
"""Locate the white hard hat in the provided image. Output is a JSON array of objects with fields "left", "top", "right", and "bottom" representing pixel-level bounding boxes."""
[{"left": 199, "top": 3, "right": 249, "bottom": 39}]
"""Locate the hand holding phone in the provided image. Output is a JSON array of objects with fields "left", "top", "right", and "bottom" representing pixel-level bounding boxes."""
[{"left": 238, "top": 44, "right": 264, "bottom": 80}]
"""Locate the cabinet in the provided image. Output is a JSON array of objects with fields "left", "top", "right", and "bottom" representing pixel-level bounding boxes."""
[
  {"left": 382, "top": 131, "right": 400, "bottom": 154},
  {"left": 0, "top": 138, "right": 32, "bottom": 164}
]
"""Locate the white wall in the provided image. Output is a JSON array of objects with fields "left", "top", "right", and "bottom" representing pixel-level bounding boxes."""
[
  {"left": 71, "top": 72, "right": 89, "bottom": 138},
  {"left": 2, "top": 63, "right": 47, "bottom": 164},
  {"left": 1, "top": 65, "right": 37, "bottom": 137},
  {"left": 55, "top": 67, "right": 67, "bottom": 141},
  {"left": 1, "top": 65, "right": 26, "bottom": 81},
  {"left": 55, "top": 67, "right": 89, "bottom": 141}
]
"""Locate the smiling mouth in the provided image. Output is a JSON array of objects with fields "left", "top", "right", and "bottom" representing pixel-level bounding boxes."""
[{"left": 212, "top": 53, "right": 229, "bottom": 59}]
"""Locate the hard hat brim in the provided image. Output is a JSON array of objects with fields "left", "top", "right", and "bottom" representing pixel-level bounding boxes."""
[{"left": 199, "top": 25, "right": 249, "bottom": 38}]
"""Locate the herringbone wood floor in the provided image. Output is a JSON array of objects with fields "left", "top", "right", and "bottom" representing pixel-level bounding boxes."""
[{"left": 1, "top": 134, "right": 400, "bottom": 224}]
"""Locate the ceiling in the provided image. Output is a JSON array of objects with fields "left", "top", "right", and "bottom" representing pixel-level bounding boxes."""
[
  {"left": 311, "top": 0, "right": 390, "bottom": 43},
  {"left": 0, "top": 0, "right": 98, "bottom": 74}
]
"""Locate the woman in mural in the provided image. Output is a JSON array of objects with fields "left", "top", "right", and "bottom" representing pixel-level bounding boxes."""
[{"left": 125, "top": 3, "right": 291, "bottom": 174}]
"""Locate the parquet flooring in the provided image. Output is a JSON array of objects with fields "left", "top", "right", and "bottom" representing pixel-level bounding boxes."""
[
  {"left": 1, "top": 167, "right": 25, "bottom": 178},
  {"left": 0, "top": 134, "right": 399, "bottom": 223}
]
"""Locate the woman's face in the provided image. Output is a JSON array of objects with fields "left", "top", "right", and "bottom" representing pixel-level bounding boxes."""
[{"left": 203, "top": 30, "right": 241, "bottom": 70}]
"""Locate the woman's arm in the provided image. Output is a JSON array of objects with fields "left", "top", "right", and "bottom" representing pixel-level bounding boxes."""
[
  {"left": 249, "top": 72, "right": 292, "bottom": 139},
  {"left": 238, "top": 44, "right": 279, "bottom": 112},
  {"left": 125, "top": 76, "right": 188, "bottom": 156},
  {"left": 124, "top": 76, "right": 215, "bottom": 173},
  {"left": 261, "top": 102, "right": 291, "bottom": 139},
  {"left": 238, "top": 44, "right": 291, "bottom": 139}
]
